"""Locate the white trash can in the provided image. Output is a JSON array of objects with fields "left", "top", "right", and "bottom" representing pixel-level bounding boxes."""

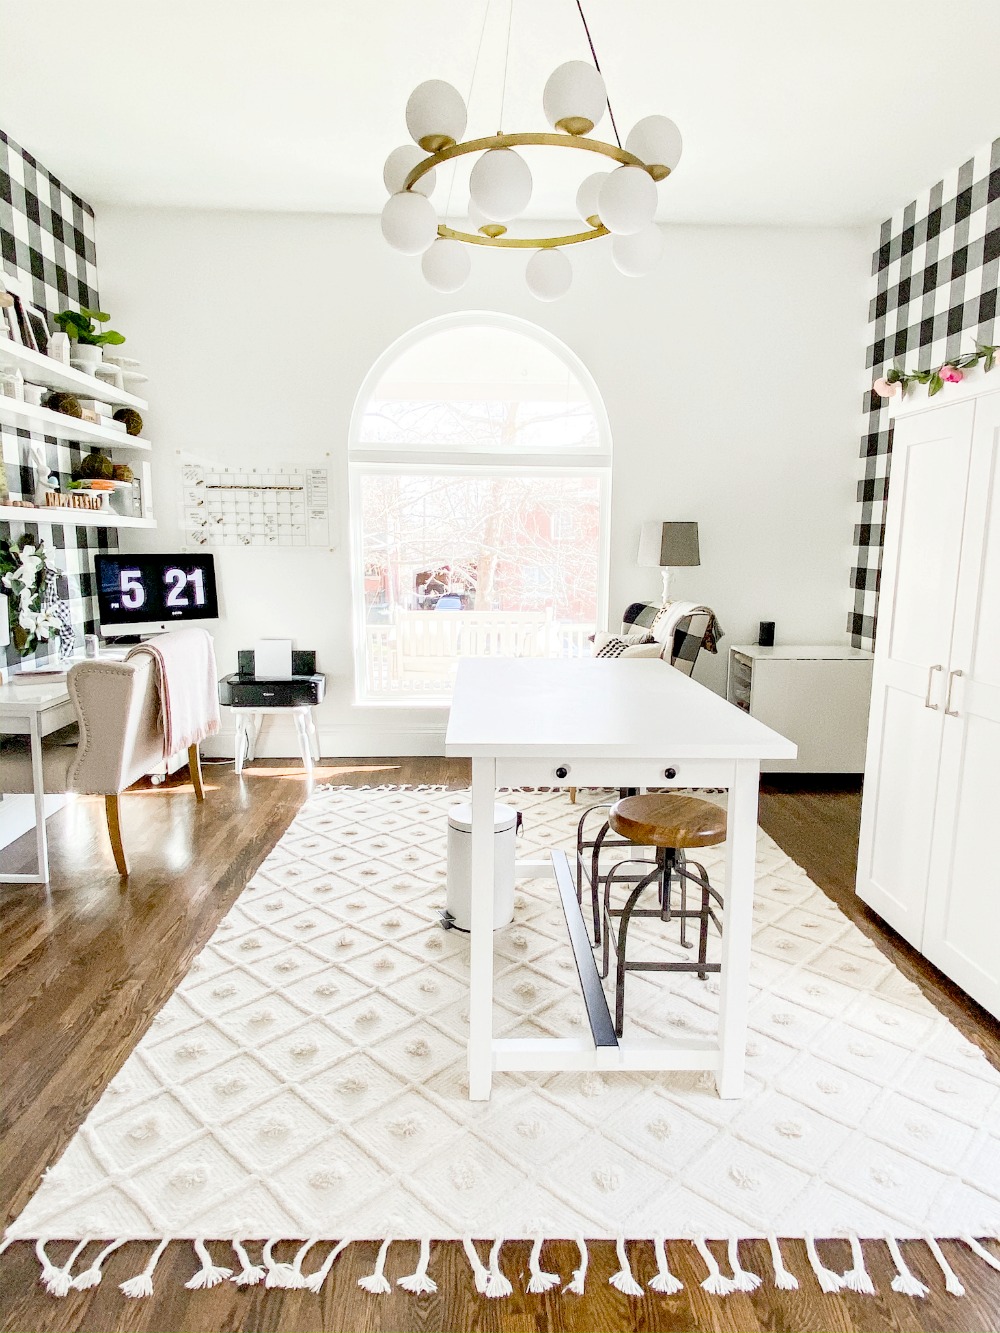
[{"left": 446, "top": 801, "right": 518, "bottom": 931}]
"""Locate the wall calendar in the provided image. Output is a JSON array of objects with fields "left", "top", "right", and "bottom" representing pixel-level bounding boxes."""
[{"left": 182, "top": 461, "right": 331, "bottom": 547}]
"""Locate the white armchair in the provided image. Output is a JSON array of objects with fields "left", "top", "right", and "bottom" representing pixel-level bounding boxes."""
[{"left": 0, "top": 655, "right": 205, "bottom": 876}]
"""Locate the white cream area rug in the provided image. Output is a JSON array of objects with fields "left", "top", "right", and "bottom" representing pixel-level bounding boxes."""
[{"left": 4, "top": 786, "right": 1000, "bottom": 1303}]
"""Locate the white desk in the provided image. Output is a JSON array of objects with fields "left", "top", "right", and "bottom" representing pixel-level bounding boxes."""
[
  {"left": 0, "top": 680, "right": 75, "bottom": 884},
  {"left": 445, "top": 658, "right": 796, "bottom": 1100}
]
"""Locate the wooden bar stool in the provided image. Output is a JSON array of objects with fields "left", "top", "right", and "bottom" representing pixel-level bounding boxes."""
[{"left": 600, "top": 793, "right": 726, "bottom": 1037}]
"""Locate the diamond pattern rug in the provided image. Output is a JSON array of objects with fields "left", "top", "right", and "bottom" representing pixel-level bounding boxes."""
[{"left": 5, "top": 786, "right": 1000, "bottom": 1301}]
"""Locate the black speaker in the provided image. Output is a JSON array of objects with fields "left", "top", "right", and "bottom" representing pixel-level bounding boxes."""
[{"left": 758, "top": 621, "right": 775, "bottom": 647}]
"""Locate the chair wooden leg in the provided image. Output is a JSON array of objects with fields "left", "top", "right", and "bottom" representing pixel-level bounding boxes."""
[
  {"left": 105, "top": 794, "right": 129, "bottom": 877},
  {"left": 188, "top": 744, "right": 205, "bottom": 802},
  {"left": 568, "top": 787, "right": 577, "bottom": 804}
]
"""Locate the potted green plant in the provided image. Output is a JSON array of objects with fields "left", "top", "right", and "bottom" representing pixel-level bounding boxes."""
[{"left": 53, "top": 308, "right": 125, "bottom": 375}]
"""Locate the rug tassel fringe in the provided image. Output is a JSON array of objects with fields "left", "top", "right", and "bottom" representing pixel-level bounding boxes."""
[
  {"left": 766, "top": 1234, "right": 799, "bottom": 1290},
  {"left": 609, "top": 1236, "right": 644, "bottom": 1296},
  {"left": 485, "top": 1237, "right": 512, "bottom": 1298},
  {"left": 925, "top": 1235, "right": 965, "bottom": 1296},
  {"left": 963, "top": 1233, "right": 1000, "bottom": 1273},
  {"left": 462, "top": 1236, "right": 490, "bottom": 1294},
  {"left": 120, "top": 1238, "right": 170, "bottom": 1299},
  {"left": 357, "top": 1237, "right": 393, "bottom": 1294},
  {"left": 73, "top": 1239, "right": 126, "bottom": 1291},
  {"left": 727, "top": 1236, "right": 761, "bottom": 1292},
  {"left": 649, "top": 1236, "right": 683, "bottom": 1294},
  {"left": 525, "top": 1234, "right": 559, "bottom": 1293},
  {"left": 885, "top": 1236, "right": 929, "bottom": 1297},
  {"left": 35, "top": 1237, "right": 90, "bottom": 1297},
  {"left": 805, "top": 1232, "right": 843, "bottom": 1293},
  {"left": 398, "top": 1237, "right": 437, "bottom": 1294},
  {"left": 262, "top": 1237, "right": 305, "bottom": 1289},
  {"left": 563, "top": 1235, "right": 588, "bottom": 1295},
  {"left": 693, "top": 1236, "right": 735, "bottom": 1296},
  {"left": 841, "top": 1232, "right": 876, "bottom": 1295},
  {"left": 303, "top": 1239, "right": 350, "bottom": 1294},
  {"left": 231, "top": 1239, "right": 265, "bottom": 1286},
  {"left": 185, "top": 1237, "right": 233, "bottom": 1290}
]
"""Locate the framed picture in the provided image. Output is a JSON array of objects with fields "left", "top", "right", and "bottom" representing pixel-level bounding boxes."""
[{"left": 24, "top": 303, "right": 50, "bottom": 356}]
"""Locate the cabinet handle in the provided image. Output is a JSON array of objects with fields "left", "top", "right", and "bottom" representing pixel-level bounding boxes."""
[
  {"left": 924, "top": 663, "right": 942, "bottom": 709},
  {"left": 944, "top": 668, "right": 964, "bottom": 717}
]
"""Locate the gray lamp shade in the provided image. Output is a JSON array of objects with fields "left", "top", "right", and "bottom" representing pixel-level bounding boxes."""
[{"left": 638, "top": 521, "right": 700, "bottom": 568}]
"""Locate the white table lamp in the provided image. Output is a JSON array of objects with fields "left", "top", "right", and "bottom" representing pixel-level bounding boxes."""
[{"left": 638, "top": 520, "right": 700, "bottom": 602}]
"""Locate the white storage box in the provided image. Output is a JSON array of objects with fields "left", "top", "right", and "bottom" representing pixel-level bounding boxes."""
[{"left": 446, "top": 801, "right": 519, "bottom": 931}]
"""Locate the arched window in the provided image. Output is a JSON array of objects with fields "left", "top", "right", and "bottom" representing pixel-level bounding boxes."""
[{"left": 349, "top": 313, "right": 611, "bottom": 702}]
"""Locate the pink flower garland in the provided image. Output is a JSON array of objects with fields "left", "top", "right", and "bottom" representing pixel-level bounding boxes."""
[{"left": 873, "top": 342, "right": 996, "bottom": 400}]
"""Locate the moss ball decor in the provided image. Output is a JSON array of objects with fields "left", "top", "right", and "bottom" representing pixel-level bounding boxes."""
[
  {"left": 46, "top": 392, "right": 83, "bottom": 418},
  {"left": 112, "top": 408, "right": 143, "bottom": 436}
]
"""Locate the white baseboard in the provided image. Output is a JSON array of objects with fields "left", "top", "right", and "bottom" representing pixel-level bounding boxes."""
[{"left": 202, "top": 720, "right": 448, "bottom": 760}]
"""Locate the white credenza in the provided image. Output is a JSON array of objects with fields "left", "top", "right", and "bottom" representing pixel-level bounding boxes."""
[
  {"left": 856, "top": 372, "right": 1000, "bottom": 1019},
  {"left": 726, "top": 645, "right": 873, "bottom": 773}
]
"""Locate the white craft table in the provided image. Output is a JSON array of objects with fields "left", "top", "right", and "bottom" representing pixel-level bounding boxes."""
[
  {"left": 445, "top": 658, "right": 796, "bottom": 1101},
  {"left": 0, "top": 679, "right": 75, "bottom": 884}
]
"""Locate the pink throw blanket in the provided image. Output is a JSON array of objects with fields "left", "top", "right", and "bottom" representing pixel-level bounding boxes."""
[{"left": 127, "top": 628, "right": 221, "bottom": 756}]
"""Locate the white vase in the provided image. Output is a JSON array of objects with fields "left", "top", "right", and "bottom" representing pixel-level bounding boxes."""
[{"left": 72, "top": 343, "right": 102, "bottom": 374}]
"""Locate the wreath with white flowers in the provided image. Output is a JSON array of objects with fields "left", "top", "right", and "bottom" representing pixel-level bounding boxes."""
[{"left": 0, "top": 537, "right": 65, "bottom": 654}]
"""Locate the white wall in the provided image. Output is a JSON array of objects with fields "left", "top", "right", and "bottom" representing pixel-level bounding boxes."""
[{"left": 97, "top": 208, "right": 870, "bottom": 756}]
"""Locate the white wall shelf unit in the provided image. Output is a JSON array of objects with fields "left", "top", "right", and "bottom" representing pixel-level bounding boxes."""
[
  {"left": 726, "top": 643, "right": 873, "bottom": 773},
  {"left": 0, "top": 398, "right": 151, "bottom": 451},
  {"left": 0, "top": 505, "right": 155, "bottom": 530},
  {"left": 0, "top": 341, "right": 147, "bottom": 411}
]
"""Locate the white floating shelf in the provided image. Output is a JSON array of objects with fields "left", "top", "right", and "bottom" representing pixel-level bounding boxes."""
[
  {"left": 0, "top": 397, "right": 151, "bottom": 451},
  {"left": 0, "top": 504, "right": 155, "bottom": 530},
  {"left": 0, "top": 340, "right": 147, "bottom": 410}
]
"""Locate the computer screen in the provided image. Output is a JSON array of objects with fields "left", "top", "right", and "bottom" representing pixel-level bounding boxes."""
[{"left": 94, "top": 553, "right": 219, "bottom": 637}]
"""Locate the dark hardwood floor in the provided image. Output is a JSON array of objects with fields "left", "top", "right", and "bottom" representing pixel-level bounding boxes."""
[{"left": 1, "top": 761, "right": 998, "bottom": 1333}]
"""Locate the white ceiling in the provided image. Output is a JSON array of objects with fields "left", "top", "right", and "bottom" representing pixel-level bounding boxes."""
[{"left": 1, "top": 0, "right": 998, "bottom": 227}]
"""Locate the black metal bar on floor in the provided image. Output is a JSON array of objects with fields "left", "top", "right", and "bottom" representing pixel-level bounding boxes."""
[{"left": 551, "top": 849, "right": 619, "bottom": 1049}]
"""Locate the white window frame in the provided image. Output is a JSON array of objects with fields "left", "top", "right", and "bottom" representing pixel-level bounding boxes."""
[{"left": 348, "top": 312, "right": 613, "bottom": 706}]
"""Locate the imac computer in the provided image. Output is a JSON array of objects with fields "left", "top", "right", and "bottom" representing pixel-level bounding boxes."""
[{"left": 94, "top": 553, "right": 220, "bottom": 639}]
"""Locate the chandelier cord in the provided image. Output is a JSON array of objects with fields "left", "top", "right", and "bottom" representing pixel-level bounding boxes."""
[
  {"left": 499, "top": 0, "right": 514, "bottom": 133},
  {"left": 445, "top": 0, "right": 493, "bottom": 227},
  {"left": 573, "top": 0, "right": 621, "bottom": 148}
]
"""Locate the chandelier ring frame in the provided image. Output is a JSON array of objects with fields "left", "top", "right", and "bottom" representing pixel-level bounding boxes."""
[{"left": 402, "top": 131, "right": 666, "bottom": 250}]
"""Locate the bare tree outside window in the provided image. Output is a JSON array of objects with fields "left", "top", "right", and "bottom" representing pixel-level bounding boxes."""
[{"left": 351, "top": 319, "right": 610, "bottom": 701}]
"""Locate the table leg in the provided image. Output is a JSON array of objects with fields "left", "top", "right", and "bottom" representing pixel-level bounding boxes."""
[
  {"left": 295, "top": 710, "right": 314, "bottom": 774},
  {"left": 307, "top": 711, "right": 321, "bottom": 762},
  {"left": 30, "top": 714, "right": 49, "bottom": 884},
  {"left": 717, "top": 758, "right": 759, "bottom": 1098},
  {"left": 234, "top": 713, "right": 247, "bottom": 775},
  {"left": 468, "top": 756, "right": 497, "bottom": 1100},
  {"left": 247, "top": 713, "right": 262, "bottom": 762}
]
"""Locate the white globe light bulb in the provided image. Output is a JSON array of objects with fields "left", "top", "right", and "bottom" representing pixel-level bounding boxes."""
[
  {"left": 380, "top": 191, "right": 438, "bottom": 255},
  {"left": 611, "top": 223, "right": 664, "bottom": 276},
  {"left": 625, "top": 115, "right": 683, "bottom": 180},
  {"left": 525, "top": 248, "right": 572, "bottom": 301},
  {"left": 597, "top": 165, "right": 657, "bottom": 235},
  {"left": 405, "top": 80, "right": 467, "bottom": 152},
  {"left": 421, "top": 238, "right": 471, "bottom": 292},
  {"left": 469, "top": 148, "right": 532, "bottom": 223},
  {"left": 383, "top": 144, "right": 436, "bottom": 197},
  {"left": 576, "top": 170, "right": 610, "bottom": 226},
  {"left": 542, "top": 60, "right": 607, "bottom": 135}
]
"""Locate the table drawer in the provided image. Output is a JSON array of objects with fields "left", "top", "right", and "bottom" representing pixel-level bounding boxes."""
[{"left": 493, "top": 757, "right": 735, "bottom": 791}]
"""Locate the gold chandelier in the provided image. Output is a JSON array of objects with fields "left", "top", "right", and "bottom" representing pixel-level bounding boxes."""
[{"left": 380, "top": 2, "right": 682, "bottom": 299}]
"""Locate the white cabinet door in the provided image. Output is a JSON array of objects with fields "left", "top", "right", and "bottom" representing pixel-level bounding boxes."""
[
  {"left": 856, "top": 399, "right": 975, "bottom": 944},
  {"left": 923, "top": 390, "right": 1000, "bottom": 1017}
]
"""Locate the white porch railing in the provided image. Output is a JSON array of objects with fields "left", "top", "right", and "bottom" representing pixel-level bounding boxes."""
[{"left": 363, "top": 615, "right": 595, "bottom": 698}]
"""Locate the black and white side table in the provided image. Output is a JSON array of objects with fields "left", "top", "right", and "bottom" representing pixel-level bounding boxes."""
[{"left": 218, "top": 673, "right": 326, "bottom": 775}]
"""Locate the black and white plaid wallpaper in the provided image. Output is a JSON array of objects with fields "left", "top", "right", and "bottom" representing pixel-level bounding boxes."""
[
  {"left": 1, "top": 128, "right": 118, "bottom": 670},
  {"left": 852, "top": 136, "right": 999, "bottom": 650}
]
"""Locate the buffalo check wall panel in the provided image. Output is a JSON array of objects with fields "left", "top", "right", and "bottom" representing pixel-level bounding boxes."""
[
  {"left": 852, "top": 137, "right": 999, "bottom": 650},
  {"left": 1, "top": 128, "right": 117, "bottom": 670}
]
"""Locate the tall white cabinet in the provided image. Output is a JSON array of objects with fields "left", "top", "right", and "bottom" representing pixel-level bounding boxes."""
[{"left": 856, "top": 372, "right": 1000, "bottom": 1018}]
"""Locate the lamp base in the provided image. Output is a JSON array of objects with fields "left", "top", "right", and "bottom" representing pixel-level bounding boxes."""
[{"left": 660, "top": 567, "right": 672, "bottom": 604}]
